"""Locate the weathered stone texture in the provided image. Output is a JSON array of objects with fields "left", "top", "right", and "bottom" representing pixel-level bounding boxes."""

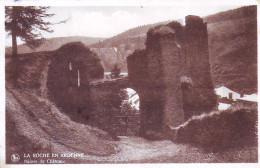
[
  {"left": 183, "top": 15, "right": 217, "bottom": 120},
  {"left": 127, "top": 16, "right": 217, "bottom": 136},
  {"left": 127, "top": 49, "right": 148, "bottom": 87},
  {"left": 47, "top": 42, "right": 104, "bottom": 124},
  {"left": 159, "top": 35, "right": 186, "bottom": 128}
]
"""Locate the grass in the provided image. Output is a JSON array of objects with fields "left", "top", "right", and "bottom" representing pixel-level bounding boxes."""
[
  {"left": 5, "top": 50, "right": 117, "bottom": 164},
  {"left": 6, "top": 87, "right": 117, "bottom": 163},
  {"left": 172, "top": 103, "right": 257, "bottom": 155}
]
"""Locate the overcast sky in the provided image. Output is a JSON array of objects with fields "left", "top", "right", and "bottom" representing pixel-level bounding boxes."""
[{"left": 5, "top": 5, "right": 243, "bottom": 46}]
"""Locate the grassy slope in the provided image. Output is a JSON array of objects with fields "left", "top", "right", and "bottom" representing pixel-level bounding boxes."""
[
  {"left": 179, "top": 104, "right": 257, "bottom": 162},
  {"left": 5, "top": 53, "right": 116, "bottom": 163},
  {"left": 6, "top": 88, "right": 116, "bottom": 162},
  {"left": 174, "top": 103, "right": 257, "bottom": 150},
  {"left": 206, "top": 6, "right": 257, "bottom": 94}
]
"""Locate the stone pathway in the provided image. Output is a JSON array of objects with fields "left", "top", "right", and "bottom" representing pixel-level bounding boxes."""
[{"left": 82, "top": 136, "right": 216, "bottom": 163}]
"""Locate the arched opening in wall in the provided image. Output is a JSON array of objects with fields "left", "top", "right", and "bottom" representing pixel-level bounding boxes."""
[{"left": 113, "top": 88, "right": 140, "bottom": 136}]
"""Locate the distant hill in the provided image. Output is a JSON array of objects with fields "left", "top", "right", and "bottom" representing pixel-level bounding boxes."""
[
  {"left": 204, "top": 5, "right": 256, "bottom": 23},
  {"left": 5, "top": 36, "right": 105, "bottom": 56},
  {"left": 89, "top": 20, "right": 173, "bottom": 72},
  {"left": 206, "top": 6, "right": 257, "bottom": 94},
  {"left": 90, "top": 6, "right": 257, "bottom": 94},
  {"left": 90, "top": 20, "right": 174, "bottom": 48}
]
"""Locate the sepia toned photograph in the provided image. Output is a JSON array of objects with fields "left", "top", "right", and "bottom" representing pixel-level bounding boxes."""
[{"left": 3, "top": 0, "right": 258, "bottom": 165}]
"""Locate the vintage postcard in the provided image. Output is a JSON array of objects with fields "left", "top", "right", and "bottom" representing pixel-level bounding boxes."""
[{"left": 1, "top": 0, "right": 259, "bottom": 167}]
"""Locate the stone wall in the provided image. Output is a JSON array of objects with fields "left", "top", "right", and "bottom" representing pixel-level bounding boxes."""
[
  {"left": 127, "top": 49, "right": 148, "bottom": 88},
  {"left": 47, "top": 42, "right": 104, "bottom": 124},
  {"left": 127, "top": 16, "right": 217, "bottom": 137}
]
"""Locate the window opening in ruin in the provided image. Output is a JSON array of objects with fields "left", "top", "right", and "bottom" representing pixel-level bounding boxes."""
[
  {"left": 85, "top": 114, "right": 90, "bottom": 121},
  {"left": 69, "top": 62, "right": 72, "bottom": 70},
  {"left": 78, "top": 70, "right": 80, "bottom": 87},
  {"left": 228, "top": 92, "right": 233, "bottom": 100},
  {"left": 77, "top": 107, "right": 82, "bottom": 114}
]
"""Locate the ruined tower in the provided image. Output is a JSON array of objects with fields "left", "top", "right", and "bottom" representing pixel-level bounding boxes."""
[
  {"left": 127, "top": 15, "right": 216, "bottom": 137},
  {"left": 182, "top": 15, "right": 217, "bottom": 120}
]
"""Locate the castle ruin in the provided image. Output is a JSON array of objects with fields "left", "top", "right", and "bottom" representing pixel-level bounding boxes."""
[
  {"left": 127, "top": 15, "right": 217, "bottom": 136},
  {"left": 46, "top": 15, "right": 217, "bottom": 138}
]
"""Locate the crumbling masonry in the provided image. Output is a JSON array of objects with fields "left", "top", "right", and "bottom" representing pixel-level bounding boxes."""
[
  {"left": 46, "top": 16, "right": 216, "bottom": 138},
  {"left": 127, "top": 15, "right": 217, "bottom": 135}
]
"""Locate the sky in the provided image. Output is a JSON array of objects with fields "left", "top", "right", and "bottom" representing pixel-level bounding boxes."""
[{"left": 5, "top": 5, "right": 245, "bottom": 46}]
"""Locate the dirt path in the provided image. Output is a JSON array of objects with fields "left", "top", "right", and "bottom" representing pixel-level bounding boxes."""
[
  {"left": 82, "top": 136, "right": 257, "bottom": 163},
  {"left": 82, "top": 136, "right": 217, "bottom": 163}
]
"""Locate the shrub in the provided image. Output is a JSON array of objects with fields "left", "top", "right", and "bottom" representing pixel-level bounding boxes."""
[
  {"left": 173, "top": 103, "right": 257, "bottom": 152},
  {"left": 111, "top": 64, "right": 121, "bottom": 79}
]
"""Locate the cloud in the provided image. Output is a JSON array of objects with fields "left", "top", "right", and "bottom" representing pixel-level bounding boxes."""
[
  {"left": 48, "top": 10, "right": 142, "bottom": 38},
  {"left": 5, "top": 5, "right": 242, "bottom": 46},
  {"left": 47, "top": 6, "right": 241, "bottom": 38}
]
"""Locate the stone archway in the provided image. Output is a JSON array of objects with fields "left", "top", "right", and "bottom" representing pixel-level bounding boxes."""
[{"left": 112, "top": 88, "right": 141, "bottom": 136}]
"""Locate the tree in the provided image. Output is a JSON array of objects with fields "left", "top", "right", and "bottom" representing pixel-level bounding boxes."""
[
  {"left": 111, "top": 64, "right": 121, "bottom": 79},
  {"left": 5, "top": 6, "right": 61, "bottom": 57}
]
